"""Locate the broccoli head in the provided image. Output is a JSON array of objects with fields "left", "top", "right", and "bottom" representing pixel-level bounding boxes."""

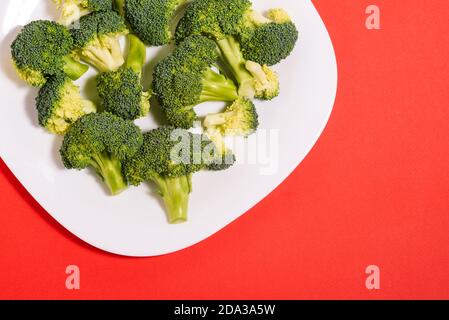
[
  {"left": 152, "top": 35, "right": 239, "bottom": 129},
  {"left": 123, "top": 126, "right": 234, "bottom": 223},
  {"left": 238, "top": 8, "right": 299, "bottom": 66},
  {"left": 36, "top": 74, "right": 96, "bottom": 135},
  {"left": 174, "top": 0, "right": 279, "bottom": 100},
  {"left": 175, "top": 0, "right": 251, "bottom": 43},
  {"left": 11, "top": 20, "right": 89, "bottom": 87},
  {"left": 97, "top": 34, "right": 150, "bottom": 120},
  {"left": 203, "top": 97, "right": 258, "bottom": 137},
  {"left": 216, "top": 37, "right": 280, "bottom": 100},
  {"left": 60, "top": 112, "right": 143, "bottom": 195},
  {"left": 124, "top": 0, "right": 190, "bottom": 46},
  {"left": 70, "top": 11, "right": 128, "bottom": 72},
  {"left": 52, "top": 0, "right": 113, "bottom": 26}
]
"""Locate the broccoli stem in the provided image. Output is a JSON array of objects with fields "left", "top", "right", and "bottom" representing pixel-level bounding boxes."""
[
  {"left": 203, "top": 111, "right": 235, "bottom": 128},
  {"left": 81, "top": 37, "right": 124, "bottom": 72},
  {"left": 126, "top": 34, "right": 146, "bottom": 74},
  {"left": 62, "top": 55, "right": 89, "bottom": 80},
  {"left": 114, "top": 0, "right": 125, "bottom": 17},
  {"left": 58, "top": 2, "right": 91, "bottom": 26},
  {"left": 216, "top": 37, "right": 255, "bottom": 99},
  {"left": 200, "top": 68, "right": 239, "bottom": 102},
  {"left": 152, "top": 175, "right": 192, "bottom": 224},
  {"left": 90, "top": 152, "right": 128, "bottom": 195}
]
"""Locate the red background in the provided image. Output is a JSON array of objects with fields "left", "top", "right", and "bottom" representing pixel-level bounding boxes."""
[{"left": 1, "top": 0, "right": 448, "bottom": 299}]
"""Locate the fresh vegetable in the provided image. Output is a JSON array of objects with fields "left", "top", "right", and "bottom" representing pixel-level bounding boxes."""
[
  {"left": 70, "top": 11, "right": 129, "bottom": 72},
  {"left": 123, "top": 0, "right": 190, "bottom": 46},
  {"left": 96, "top": 34, "right": 150, "bottom": 120},
  {"left": 51, "top": 0, "right": 113, "bottom": 26},
  {"left": 123, "top": 126, "right": 234, "bottom": 223},
  {"left": 11, "top": 20, "right": 88, "bottom": 87},
  {"left": 36, "top": 74, "right": 96, "bottom": 135},
  {"left": 60, "top": 113, "right": 143, "bottom": 195},
  {"left": 152, "top": 35, "right": 239, "bottom": 128}
]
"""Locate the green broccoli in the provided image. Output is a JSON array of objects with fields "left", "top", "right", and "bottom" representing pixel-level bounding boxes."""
[
  {"left": 152, "top": 35, "right": 239, "bottom": 129},
  {"left": 70, "top": 11, "right": 129, "bottom": 72},
  {"left": 123, "top": 0, "right": 190, "bottom": 46},
  {"left": 238, "top": 8, "right": 299, "bottom": 66},
  {"left": 96, "top": 34, "right": 150, "bottom": 120},
  {"left": 52, "top": 0, "right": 113, "bottom": 26},
  {"left": 123, "top": 126, "right": 234, "bottom": 224},
  {"left": 203, "top": 97, "right": 258, "bottom": 137},
  {"left": 175, "top": 0, "right": 279, "bottom": 100},
  {"left": 10, "top": 20, "right": 89, "bottom": 87},
  {"left": 36, "top": 74, "right": 96, "bottom": 135},
  {"left": 203, "top": 128, "right": 236, "bottom": 172},
  {"left": 60, "top": 113, "right": 143, "bottom": 195}
]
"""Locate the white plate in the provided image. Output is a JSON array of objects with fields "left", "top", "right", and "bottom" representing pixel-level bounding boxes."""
[{"left": 0, "top": 0, "right": 337, "bottom": 256}]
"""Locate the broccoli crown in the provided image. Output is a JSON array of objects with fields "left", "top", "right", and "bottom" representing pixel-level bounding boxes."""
[
  {"left": 10, "top": 20, "right": 78, "bottom": 86},
  {"left": 123, "top": 127, "right": 207, "bottom": 185},
  {"left": 124, "top": 126, "right": 231, "bottom": 223},
  {"left": 70, "top": 11, "right": 128, "bottom": 72},
  {"left": 53, "top": 0, "right": 113, "bottom": 25},
  {"left": 153, "top": 35, "right": 238, "bottom": 128},
  {"left": 175, "top": 0, "right": 251, "bottom": 43},
  {"left": 36, "top": 74, "right": 96, "bottom": 135},
  {"left": 97, "top": 67, "right": 150, "bottom": 120},
  {"left": 70, "top": 11, "right": 127, "bottom": 48},
  {"left": 60, "top": 112, "right": 143, "bottom": 170},
  {"left": 204, "top": 97, "right": 258, "bottom": 137},
  {"left": 239, "top": 9, "right": 299, "bottom": 66},
  {"left": 245, "top": 62, "right": 280, "bottom": 100},
  {"left": 125, "top": 0, "right": 188, "bottom": 46}
]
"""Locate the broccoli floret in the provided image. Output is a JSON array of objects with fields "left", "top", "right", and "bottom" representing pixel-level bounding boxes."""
[
  {"left": 203, "top": 97, "right": 258, "bottom": 137},
  {"left": 238, "top": 8, "right": 299, "bottom": 66},
  {"left": 123, "top": 126, "right": 233, "bottom": 223},
  {"left": 70, "top": 11, "right": 128, "bottom": 72},
  {"left": 97, "top": 34, "right": 150, "bottom": 120},
  {"left": 174, "top": 0, "right": 279, "bottom": 100},
  {"left": 152, "top": 35, "right": 239, "bottom": 128},
  {"left": 123, "top": 0, "right": 190, "bottom": 46},
  {"left": 10, "top": 20, "right": 89, "bottom": 87},
  {"left": 52, "top": 0, "right": 113, "bottom": 26},
  {"left": 203, "top": 128, "right": 236, "bottom": 171},
  {"left": 60, "top": 113, "right": 143, "bottom": 195},
  {"left": 36, "top": 74, "right": 96, "bottom": 135},
  {"left": 216, "top": 37, "right": 279, "bottom": 100},
  {"left": 175, "top": 0, "right": 251, "bottom": 43}
]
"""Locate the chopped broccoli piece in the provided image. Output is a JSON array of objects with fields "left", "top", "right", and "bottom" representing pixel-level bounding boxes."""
[
  {"left": 36, "top": 74, "right": 96, "bottom": 135},
  {"left": 70, "top": 11, "right": 128, "bottom": 72},
  {"left": 123, "top": 126, "right": 233, "bottom": 223},
  {"left": 96, "top": 34, "right": 150, "bottom": 120},
  {"left": 238, "top": 8, "right": 299, "bottom": 66},
  {"left": 175, "top": 0, "right": 251, "bottom": 43},
  {"left": 51, "top": 0, "right": 113, "bottom": 26},
  {"left": 216, "top": 36, "right": 279, "bottom": 100},
  {"left": 10, "top": 20, "right": 88, "bottom": 87},
  {"left": 152, "top": 35, "right": 239, "bottom": 128},
  {"left": 60, "top": 113, "right": 143, "bottom": 195},
  {"left": 124, "top": 0, "right": 190, "bottom": 46},
  {"left": 203, "top": 97, "right": 258, "bottom": 137},
  {"left": 174, "top": 0, "right": 279, "bottom": 100},
  {"left": 203, "top": 128, "right": 236, "bottom": 171}
]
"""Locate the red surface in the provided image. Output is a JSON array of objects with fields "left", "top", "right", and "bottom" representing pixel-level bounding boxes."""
[{"left": 1, "top": 0, "right": 449, "bottom": 299}]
